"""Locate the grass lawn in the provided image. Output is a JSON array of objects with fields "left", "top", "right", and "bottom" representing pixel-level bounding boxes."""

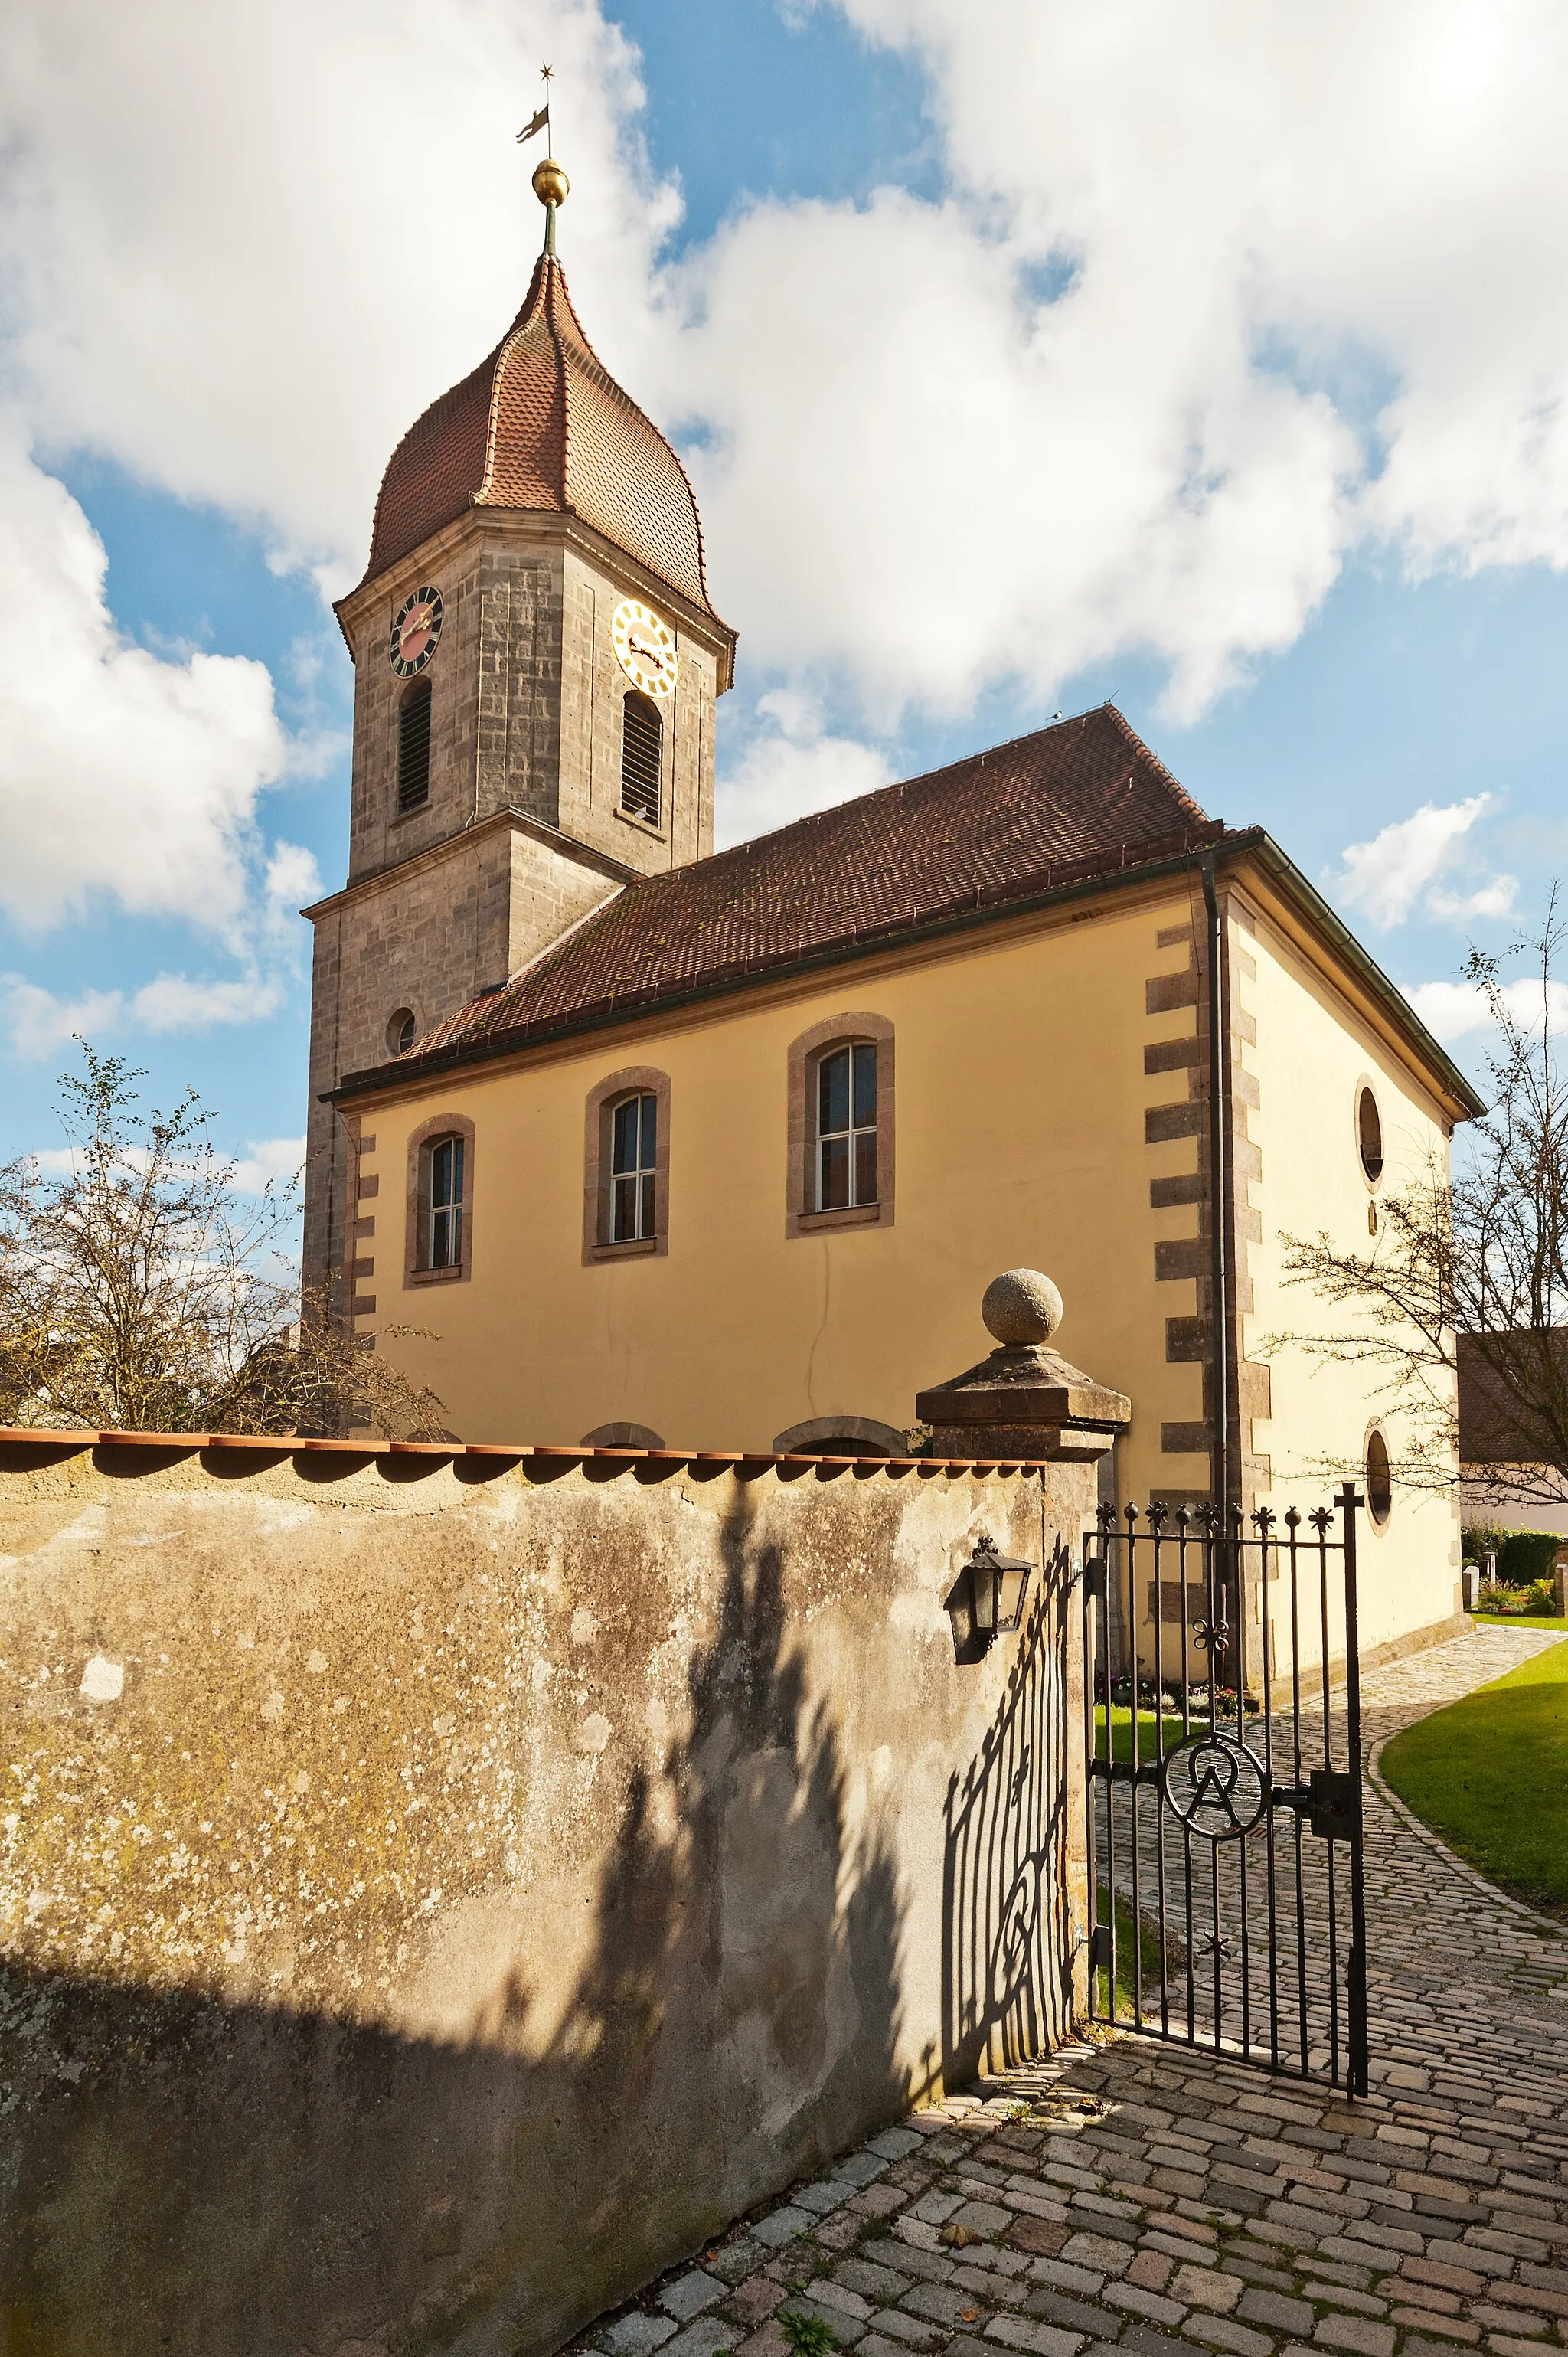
[
  {"left": 1095, "top": 1703, "right": 1187, "bottom": 1763},
  {"left": 1473, "top": 1611, "right": 1568, "bottom": 1631},
  {"left": 1380, "top": 1636, "right": 1568, "bottom": 1917}
]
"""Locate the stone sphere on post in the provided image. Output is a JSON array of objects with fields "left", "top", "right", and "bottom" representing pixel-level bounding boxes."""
[{"left": 981, "top": 1267, "right": 1063, "bottom": 1348}]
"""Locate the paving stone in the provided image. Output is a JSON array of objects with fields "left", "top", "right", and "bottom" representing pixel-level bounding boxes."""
[
  {"left": 603, "top": 2316, "right": 679, "bottom": 2357},
  {"left": 1106, "top": 2284, "right": 1187, "bottom": 2327},
  {"left": 661, "top": 2275, "right": 728, "bottom": 2323},
  {"left": 664, "top": 2322, "right": 739, "bottom": 2357},
  {"left": 796, "top": 2183, "right": 859, "bottom": 2218},
  {"left": 913, "top": 2195, "right": 966, "bottom": 2227},
  {"left": 1172, "top": 2269, "right": 1242, "bottom": 2315},
  {"left": 984, "top": 2316, "right": 1084, "bottom": 2357},
  {"left": 852, "top": 2187, "right": 911, "bottom": 2221},
  {"left": 1062, "top": 2235, "right": 1134, "bottom": 2275},
  {"left": 1031, "top": 2262, "right": 1106, "bottom": 2299},
  {"left": 754, "top": 2207, "right": 817, "bottom": 2250},
  {"left": 811, "top": 2280, "right": 874, "bottom": 2323},
  {"left": 903, "top": 2284, "right": 988, "bottom": 2329},
  {"left": 952, "top": 2205, "right": 1015, "bottom": 2242},
  {"left": 869, "top": 2309, "right": 944, "bottom": 2350},
  {"left": 1312, "top": 2318, "right": 1395, "bottom": 2357},
  {"left": 726, "top": 2279, "right": 786, "bottom": 2327},
  {"left": 712, "top": 2243, "right": 766, "bottom": 2287},
  {"left": 871, "top": 2133, "right": 927, "bottom": 2163},
  {"left": 780, "top": 2294, "right": 867, "bottom": 2346},
  {"left": 1238, "top": 2290, "right": 1315, "bottom": 2336},
  {"left": 838, "top": 2262, "right": 916, "bottom": 2304},
  {"left": 736, "top": 2323, "right": 789, "bottom": 2357},
  {"left": 1181, "top": 2318, "right": 1276, "bottom": 2357}
]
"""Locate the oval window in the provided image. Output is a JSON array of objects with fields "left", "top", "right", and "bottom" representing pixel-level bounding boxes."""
[
  {"left": 388, "top": 1009, "right": 416, "bottom": 1057},
  {"left": 1365, "top": 1427, "right": 1392, "bottom": 1526},
  {"left": 1357, "top": 1087, "right": 1383, "bottom": 1184}
]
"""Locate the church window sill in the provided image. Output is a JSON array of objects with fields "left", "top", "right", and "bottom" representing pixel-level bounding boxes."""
[
  {"left": 590, "top": 1236, "right": 658, "bottom": 1261},
  {"left": 796, "top": 1204, "right": 884, "bottom": 1234}
]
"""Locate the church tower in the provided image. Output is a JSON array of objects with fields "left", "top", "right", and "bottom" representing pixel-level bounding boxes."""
[{"left": 302, "top": 154, "right": 737, "bottom": 1303}]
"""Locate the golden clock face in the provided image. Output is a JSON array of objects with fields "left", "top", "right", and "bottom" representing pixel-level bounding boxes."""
[
  {"left": 610, "top": 598, "right": 678, "bottom": 698},
  {"left": 390, "top": 586, "right": 443, "bottom": 676}
]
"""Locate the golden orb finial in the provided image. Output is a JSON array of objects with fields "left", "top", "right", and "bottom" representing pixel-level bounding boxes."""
[{"left": 532, "top": 155, "right": 569, "bottom": 209}]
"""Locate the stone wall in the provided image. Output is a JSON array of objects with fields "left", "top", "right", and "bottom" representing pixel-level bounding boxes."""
[{"left": 0, "top": 1433, "right": 1095, "bottom": 2357}]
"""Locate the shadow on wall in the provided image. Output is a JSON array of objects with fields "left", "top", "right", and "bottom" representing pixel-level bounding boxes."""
[
  {"left": 942, "top": 1537, "right": 1076, "bottom": 2087},
  {"left": 1, "top": 1496, "right": 907, "bottom": 2357}
]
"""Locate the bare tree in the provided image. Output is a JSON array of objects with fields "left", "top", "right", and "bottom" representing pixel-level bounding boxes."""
[
  {"left": 1272, "top": 902, "right": 1568, "bottom": 1508},
  {"left": 0, "top": 1043, "right": 446, "bottom": 1441}
]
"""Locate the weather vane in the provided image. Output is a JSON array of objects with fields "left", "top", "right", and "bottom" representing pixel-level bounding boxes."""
[{"left": 518, "top": 64, "right": 567, "bottom": 253}]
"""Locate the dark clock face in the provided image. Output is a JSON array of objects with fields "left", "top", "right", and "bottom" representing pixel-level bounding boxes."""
[{"left": 390, "top": 586, "right": 443, "bottom": 675}]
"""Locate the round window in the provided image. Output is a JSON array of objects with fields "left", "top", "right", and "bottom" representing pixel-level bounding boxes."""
[
  {"left": 387, "top": 1009, "right": 416, "bottom": 1057},
  {"left": 1357, "top": 1086, "right": 1383, "bottom": 1185},
  {"left": 1365, "top": 1427, "right": 1392, "bottom": 1526}
]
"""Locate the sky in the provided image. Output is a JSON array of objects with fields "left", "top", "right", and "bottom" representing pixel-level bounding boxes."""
[{"left": 4, "top": 0, "right": 1568, "bottom": 1196}]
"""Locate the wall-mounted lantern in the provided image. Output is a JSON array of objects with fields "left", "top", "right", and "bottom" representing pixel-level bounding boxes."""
[{"left": 946, "top": 1532, "right": 1035, "bottom": 1662}]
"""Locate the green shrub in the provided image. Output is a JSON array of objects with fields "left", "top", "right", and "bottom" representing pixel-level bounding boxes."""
[
  {"left": 1463, "top": 1528, "right": 1563, "bottom": 1588},
  {"left": 1498, "top": 1530, "right": 1566, "bottom": 1587}
]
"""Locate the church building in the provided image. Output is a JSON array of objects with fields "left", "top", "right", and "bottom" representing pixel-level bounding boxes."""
[{"left": 303, "top": 165, "right": 1481, "bottom": 1669}]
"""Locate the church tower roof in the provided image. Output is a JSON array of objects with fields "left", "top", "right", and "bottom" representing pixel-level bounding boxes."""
[{"left": 356, "top": 252, "right": 722, "bottom": 622}]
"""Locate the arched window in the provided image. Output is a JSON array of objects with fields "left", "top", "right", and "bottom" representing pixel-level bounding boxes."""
[
  {"left": 427, "top": 1133, "right": 465, "bottom": 1269},
  {"left": 397, "top": 677, "right": 433, "bottom": 813},
  {"left": 619, "top": 691, "right": 662, "bottom": 825},
  {"left": 785, "top": 1012, "right": 896, "bottom": 1240},
  {"left": 611, "top": 1091, "right": 658, "bottom": 1241},
  {"left": 1365, "top": 1426, "right": 1393, "bottom": 1525},
  {"left": 387, "top": 1009, "right": 416, "bottom": 1057},
  {"left": 404, "top": 1114, "right": 475, "bottom": 1285},
  {"left": 817, "top": 1040, "right": 877, "bottom": 1210},
  {"left": 1357, "top": 1086, "right": 1383, "bottom": 1184}
]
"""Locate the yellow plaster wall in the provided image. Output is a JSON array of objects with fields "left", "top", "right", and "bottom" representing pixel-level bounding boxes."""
[
  {"left": 358, "top": 889, "right": 1202, "bottom": 1499},
  {"left": 1240, "top": 899, "right": 1463, "bottom": 1659}
]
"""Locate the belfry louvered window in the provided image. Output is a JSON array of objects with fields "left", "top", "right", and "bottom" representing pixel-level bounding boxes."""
[
  {"left": 619, "top": 691, "right": 662, "bottom": 825},
  {"left": 397, "top": 678, "right": 433, "bottom": 813}
]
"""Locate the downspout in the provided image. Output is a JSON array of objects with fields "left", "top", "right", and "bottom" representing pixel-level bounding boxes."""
[{"left": 1198, "top": 855, "right": 1230, "bottom": 1515}]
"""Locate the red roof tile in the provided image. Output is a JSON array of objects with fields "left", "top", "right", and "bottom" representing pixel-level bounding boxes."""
[
  {"left": 355, "top": 254, "right": 722, "bottom": 621},
  {"left": 348, "top": 707, "right": 1225, "bottom": 1087}
]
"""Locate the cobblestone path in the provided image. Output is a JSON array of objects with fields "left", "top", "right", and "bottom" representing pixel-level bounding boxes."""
[{"left": 578, "top": 1625, "right": 1568, "bottom": 2357}]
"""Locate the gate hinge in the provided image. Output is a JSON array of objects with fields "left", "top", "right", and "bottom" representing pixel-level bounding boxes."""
[
  {"left": 1275, "top": 1768, "right": 1360, "bottom": 1842},
  {"left": 1083, "top": 1556, "right": 1109, "bottom": 1603},
  {"left": 1089, "top": 1925, "right": 1113, "bottom": 1973}
]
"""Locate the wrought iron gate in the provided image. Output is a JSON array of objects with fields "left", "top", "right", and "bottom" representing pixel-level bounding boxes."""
[{"left": 1082, "top": 1484, "right": 1368, "bottom": 2094}]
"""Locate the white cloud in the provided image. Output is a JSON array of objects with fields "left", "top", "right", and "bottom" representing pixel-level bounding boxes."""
[
  {"left": 7, "top": 0, "right": 1568, "bottom": 816},
  {"left": 1334, "top": 795, "right": 1517, "bottom": 930},
  {"left": 717, "top": 691, "right": 895, "bottom": 847},
  {"left": 2, "top": 970, "right": 284, "bottom": 1061},
  {"left": 0, "top": 429, "right": 288, "bottom": 933},
  {"left": 1408, "top": 975, "right": 1568, "bottom": 1042},
  {"left": 230, "top": 1137, "right": 305, "bottom": 1195}
]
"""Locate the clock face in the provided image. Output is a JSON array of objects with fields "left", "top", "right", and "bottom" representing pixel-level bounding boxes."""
[
  {"left": 390, "top": 586, "right": 443, "bottom": 676},
  {"left": 610, "top": 598, "right": 678, "bottom": 698}
]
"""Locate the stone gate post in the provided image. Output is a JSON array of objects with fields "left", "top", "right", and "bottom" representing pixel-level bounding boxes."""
[{"left": 916, "top": 1269, "right": 1131, "bottom": 2056}]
